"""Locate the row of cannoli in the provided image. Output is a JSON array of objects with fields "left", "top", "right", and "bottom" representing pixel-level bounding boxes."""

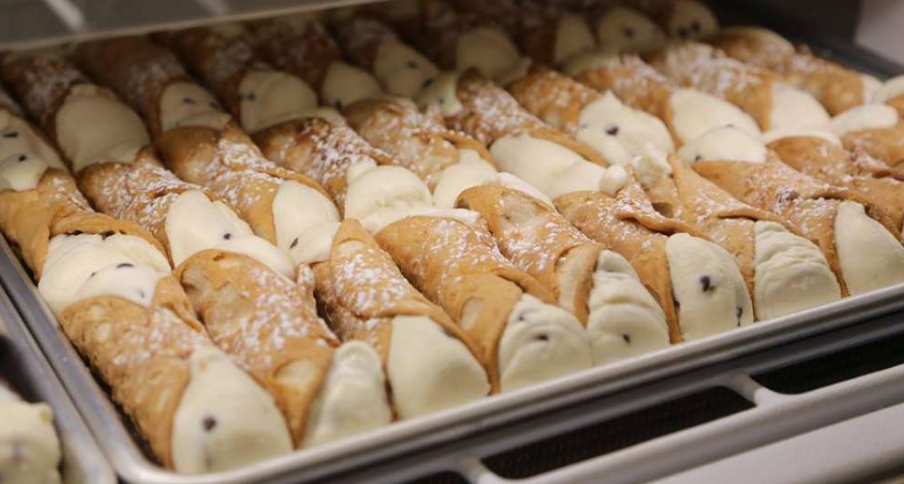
[
  {"left": 0, "top": 375, "right": 61, "bottom": 484},
  {"left": 321, "top": 3, "right": 904, "bottom": 318}
]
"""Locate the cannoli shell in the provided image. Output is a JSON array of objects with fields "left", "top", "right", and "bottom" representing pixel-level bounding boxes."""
[{"left": 507, "top": 68, "right": 598, "bottom": 134}]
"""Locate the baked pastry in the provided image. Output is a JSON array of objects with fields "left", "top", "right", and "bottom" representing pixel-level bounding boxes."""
[
  {"left": 646, "top": 41, "right": 830, "bottom": 134},
  {"left": 247, "top": 14, "right": 383, "bottom": 110},
  {"left": 709, "top": 27, "right": 881, "bottom": 116},
  {"left": 313, "top": 219, "right": 490, "bottom": 416},
  {"left": 375, "top": 211, "right": 593, "bottom": 391},
  {"left": 416, "top": 69, "right": 612, "bottom": 200},
  {"left": 513, "top": 4, "right": 598, "bottom": 68},
  {"left": 828, "top": 103, "right": 904, "bottom": 172},
  {"left": 457, "top": 185, "right": 670, "bottom": 365},
  {"left": 555, "top": 178, "right": 754, "bottom": 342},
  {"left": 564, "top": 51, "right": 761, "bottom": 146},
  {"left": 641, "top": 0, "right": 719, "bottom": 41},
  {"left": 160, "top": 24, "right": 396, "bottom": 213},
  {"left": 588, "top": 4, "right": 667, "bottom": 54},
  {"left": 686, "top": 126, "right": 904, "bottom": 295}
]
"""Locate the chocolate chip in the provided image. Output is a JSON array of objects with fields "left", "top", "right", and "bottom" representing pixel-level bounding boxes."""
[
  {"left": 605, "top": 125, "right": 619, "bottom": 136},
  {"left": 700, "top": 275, "right": 712, "bottom": 292},
  {"left": 89, "top": 271, "right": 97, "bottom": 278},
  {"left": 535, "top": 334, "right": 550, "bottom": 342},
  {"left": 623, "top": 27, "right": 634, "bottom": 38},
  {"left": 406, "top": 60, "right": 419, "bottom": 69},
  {"left": 334, "top": 100, "right": 343, "bottom": 109},
  {"left": 17, "top": 154, "right": 26, "bottom": 162},
  {"left": 2, "top": 131, "right": 18, "bottom": 138},
  {"left": 737, "top": 306, "right": 743, "bottom": 326},
  {"left": 290, "top": 237, "right": 299, "bottom": 249},
  {"left": 242, "top": 92, "right": 256, "bottom": 101},
  {"left": 183, "top": 97, "right": 196, "bottom": 104},
  {"left": 691, "top": 20, "right": 701, "bottom": 33},
  {"left": 423, "top": 78, "right": 436, "bottom": 88},
  {"left": 137, "top": 289, "right": 146, "bottom": 298},
  {"left": 694, "top": 155, "right": 702, "bottom": 162},
  {"left": 678, "top": 27, "right": 690, "bottom": 39},
  {"left": 437, "top": 97, "right": 445, "bottom": 104},
  {"left": 223, "top": 232, "right": 232, "bottom": 240},
  {"left": 622, "top": 334, "right": 631, "bottom": 344},
  {"left": 202, "top": 416, "right": 217, "bottom": 431},
  {"left": 116, "top": 262, "right": 134, "bottom": 269},
  {"left": 101, "top": 231, "right": 115, "bottom": 237}
]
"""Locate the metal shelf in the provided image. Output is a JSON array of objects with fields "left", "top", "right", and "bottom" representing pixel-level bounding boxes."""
[{"left": 0, "top": 0, "right": 386, "bottom": 49}]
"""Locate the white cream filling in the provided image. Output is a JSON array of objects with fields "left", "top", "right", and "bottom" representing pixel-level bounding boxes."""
[
  {"left": 172, "top": 346, "right": 292, "bottom": 473},
  {"left": 238, "top": 70, "right": 318, "bottom": 133},
  {"left": 753, "top": 221, "right": 842, "bottom": 320},
  {"left": 0, "top": 110, "right": 64, "bottom": 189},
  {"left": 872, "top": 75, "right": 904, "bottom": 104},
  {"left": 38, "top": 233, "right": 170, "bottom": 317},
  {"left": 594, "top": 6, "right": 666, "bottom": 53},
  {"left": 763, "top": 127, "right": 842, "bottom": 145},
  {"left": 669, "top": 88, "right": 762, "bottom": 144},
  {"left": 387, "top": 316, "right": 489, "bottom": 419},
  {"left": 666, "top": 233, "right": 754, "bottom": 341},
  {"left": 456, "top": 26, "right": 532, "bottom": 85},
  {"left": 667, "top": 0, "right": 719, "bottom": 40},
  {"left": 628, "top": 145, "right": 672, "bottom": 187},
  {"left": 576, "top": 91, "right": 675, "bottom": 166},
  {"left": 416, "top": 72, "right": 464, "bottom": 117},
  {"left": 497, "top": 294, "right": 593, "bottom": 392},
  {"left": 554, "top": 13, "right": 598, "bottom": 65},
  {"left": 374, "top": 39, "right": 440, "bottom": 98},
  {"left": 835, "top": 201, "right": 904, "bottom": 295},
  {"left": 769, "top": 83, "right": 830, "bottom": 132},
  {"left": 272, "top": 180, "right": 340, "bottom": 265},
  {"left": 677, "top": 125, "right": 767, "bottom": 164},
  {"left": 0, "top": 395, "right": 61, "bottom": 484},
  {"left": 165, "top": 190, "right": 294, "bottom": 277},
  {"left": 432, "top": 153, "right": 552, "bottom": 209},
  {"left": 586, "top": 250, "right": 669, "bottom": 366},
  {"left": 861, "top": 74, "right": 882, "bottom": 105},
  {"left": 599, "top": 165, "right": 630, "bottom": 196},
  {"left": 321, "top": 61, "right": 383, "bottom": 110},
  {"left": 302, "top": 341, "right": 392, "bottom": 448},
  {"left": 160, "top": 82, "right": 232, "bottom": 133},
  {"left": 829, "top": 104, "right": 900, "bottom": 136},
  {"left": 343, "top": 161, "right": 434, "bottom": 233},
  {"left": 56, "top": 84, "right": 150, "bottom": 171},
  {"left": 489, "top": 133, "right": 606, "bottom": 199}
]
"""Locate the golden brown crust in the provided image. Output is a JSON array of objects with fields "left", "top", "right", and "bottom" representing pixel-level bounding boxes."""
[
  {"left": 842, "top": 126, "right": 904, "bottom": 172},
  {"left": 457, "top": 185, "right": 602, "bottom": 323},
  {"left": 59, "top": 275, "right": 206, "bottom": 469},
  {"left": 507, "top": 69, "right": 599, "bottom": 135},
  {"left": 175, "top": 250, "right": 336, "bottom": 446},
  {"left": 374, "top": 214, "right": 555, "bottom": 390},
  {"left": 247, "top": 16, "right": 343, "bottom": 93}
]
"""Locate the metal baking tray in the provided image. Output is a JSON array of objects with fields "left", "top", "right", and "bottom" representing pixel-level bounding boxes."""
[
  {"left": 1, "top": 1, "right": 904, "bottom": 483},
  {"left": 0, "top": 273, "right": 115, "bottom": 484}
]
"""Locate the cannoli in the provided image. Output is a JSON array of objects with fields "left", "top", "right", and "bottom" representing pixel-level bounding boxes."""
[
  {"left": 456, "top": 185, "right": 669, "bottom": 365},
  {"left": 0, "top": 94, "right": 294, "bottom": 472},
  {"left": 645, "top": 149, "right": 842, "bottom": 320},
  {"left": 0, "top": 379, "right": 62, "bottom": 484},
  {"left": 768, "top": 132, "right": 904, "bottom": 236},
  {"left": 588, "top": 4, "right": 667, "bottom": 54},
  {"left": 329, "top": 14, "right": 440, "bottom": 98},
  {"left": 159, "top": 24, "right": 397, "bottom": 214},
  {"left": 247, "top": 14, "right": 384, "bottom": 110},
  {"left": 564, "top": 51, "right": 761, "bottom": 146},
  {"left": 413, "top": 0, "right": 532, "bottom": 86},
  {"left": 416, "top": 69, "right": 613, "bottom": 201},
  {"left": 507, "top": 68, "right": 674, "bottom": 170},
  {"left": 511, "top": 4, "right": 598, "bottom": 68},
  {"left": 555, "top": 177, "right": 754, "bottom": 342},
  {"left": 828, "top": 104, "right": 904, "bottom": 172},
  {"left": 375, "top": 211, "right": 593, "bottom": 391},
  {"left": 352, "top": 0, "right": 426, "bottom": 42},
  {"left": 646, "top": 41, "right": 830, "bottom": 133},
  {"left": 313, "top": 219, "right": 490, "bottom": 415},
  {"left": 73, "top": 36, "right": 342, "bottom": 266},
  {"left": 642, "top": 0, "right": 719, "bottom": 41},
  {"left": 686, "top": 125, "right": 904, "bottom": 295},
  {"left": 709, "top": 27, "right": 882, "bottom": 116},
  {"left": 6, "top": 50, "right": 394, "bottom": 451}
]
